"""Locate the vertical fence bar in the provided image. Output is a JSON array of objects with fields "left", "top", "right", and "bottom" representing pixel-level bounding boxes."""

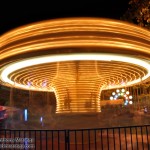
[
  {"left": 4, "top": 129, "right": 6, "bottom": 149},
  {"left": 65, "top": 131, "right": 68, "bottom": 150},
  {"left": 146, "top": 126, "right": 149, "bottom": 150},
  {"left": 19, "top": 130, "right": 20, "bottom": 138},
  {"left": 46, "top": 130, "right": 47, "bottom": 150},
  {"left": 130, "top": 127, "right": 133, "bottom": 150},
  {"left": 52, "top": 131, "right": 54, "bottom": 150},
  {"left": 40, "top": 130, "right": 42, "bottom": 150},
  {"left": 18, "top": 130, "right": 22, "bottom": 144},
  {"left": 107, "top": 128, "right": 109, "bottom": 150},
  {"left": 119, "top": 128, "right": 121, "bottom": 150},
  {"left": 58, "top": 131, "right": 60, "bottom": 150},
  {"left": 14, "top": 130, "right": 16, "bottom": 150},
  {"left": 101, "top": 129, "right": 103, "bottom": 150},
  {"left": 35, "top": 130, "right": 36, "bottom": 150},
  {"left": 75, "top": 130, "right": 77, "bottom": 150},
  {"left": 135, "top": 127, "right": 139, "bottom": 150},
  {"left": 88, "top": 130, "right": 90, "bottom": 150},
  {"left": 29, "top": 130, "right": 31, "bottom": 142},
  {"left": 94, "top": 129, "right": 97, "bottom": 150},
  {"left": 24, "top": 130, "right": 25, "bottom": 150},
  {"left": 65, "top": 130, "right": 69, "bottom": 150},
  {"left": 68, "top": 130, "right": 70, "bottom": 150},
  {"left": 28, "top": 130, "right": 30, "bottom": 138},
  {"left": 82, "top": 130, "right": 84, "bottom": 150},
  {"left": 124, "top": 127, "right": 127, "bottom": 150},
  {"left": 141, "top": 126, "right": 144, "bottom": 150},
  {"left": 9, "top": 129, "right": 11, "bottom": 138},
  {"left": 113, "top": 128, "right": 115, "bottom": 150},
  {"left": 4, "top": 129, "right": 6, "bottom": 137}
]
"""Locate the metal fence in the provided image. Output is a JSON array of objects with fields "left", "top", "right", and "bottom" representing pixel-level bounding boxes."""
[{"left": 0, "top": 125, "right": 150, "bottom": 150}]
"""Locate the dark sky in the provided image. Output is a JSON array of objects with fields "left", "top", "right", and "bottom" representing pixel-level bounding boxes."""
[{"left": 0, "top": 0, "right": 130, "bottom": 35}]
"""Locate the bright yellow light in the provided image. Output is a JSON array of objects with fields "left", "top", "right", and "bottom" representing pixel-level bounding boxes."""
[
  {"left": 0, "top": 17, "right": 150, "bottom": 113},
  {"left": 121, "top": 89, "right": 125, "bottom": 92},
  {"left": 116, "top": 89, "right": 120, "bottom": 93},
  {"left": 112, "top": 92, "right": 116, "bottom": 95},
  {"left": 1, "top": 53, "right": 150, "bottom": 91},
  {"left": 110, "top": 96, "right": 113, "bottom": 100},
  {"left": 1, "top": 18, "right": 150, "bottom": 60}
]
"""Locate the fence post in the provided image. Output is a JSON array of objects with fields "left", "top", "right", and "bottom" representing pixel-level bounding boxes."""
[{"left": 65, "top": 130, "right": 70, "bottom": 150}]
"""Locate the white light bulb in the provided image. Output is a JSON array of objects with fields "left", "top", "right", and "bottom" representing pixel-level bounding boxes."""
[
  {"left": 110, "top": 96, "right": 113, "bottom": 100},
  {"left": 121, "top": 89, "right": 125, "bottom": 92},
  {"left": 112, "top": 92, "right": 115, "bottom": 95},
  {"left": 116, "top": 89, "right": 120, "bottom": 93}
]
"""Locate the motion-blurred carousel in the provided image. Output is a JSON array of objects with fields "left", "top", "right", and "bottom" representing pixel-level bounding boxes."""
[{"left": 0, "top": 18, "right": 150, "bottom": 113}]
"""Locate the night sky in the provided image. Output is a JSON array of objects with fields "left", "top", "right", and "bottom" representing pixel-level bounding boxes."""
[{"left": 0, "top": 0, "right": 130, "bottom": 35}]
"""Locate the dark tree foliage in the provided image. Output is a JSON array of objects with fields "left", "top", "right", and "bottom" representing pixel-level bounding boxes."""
[{"left": 122, "top": 0, "right": 150, "bottom": 30}]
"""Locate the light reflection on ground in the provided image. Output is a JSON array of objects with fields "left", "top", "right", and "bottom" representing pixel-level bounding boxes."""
[{"left": 1, "top": 105, "right": 150, "bottom": 130}]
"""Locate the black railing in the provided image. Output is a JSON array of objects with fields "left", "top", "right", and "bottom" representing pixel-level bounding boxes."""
[{"left": 0, "top": 125, "right": 150, "bottom": 150}]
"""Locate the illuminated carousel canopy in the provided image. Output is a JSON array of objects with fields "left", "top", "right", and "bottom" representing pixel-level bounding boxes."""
[{"left": 0, "top": 18, "right": 150, "bottom": 113}]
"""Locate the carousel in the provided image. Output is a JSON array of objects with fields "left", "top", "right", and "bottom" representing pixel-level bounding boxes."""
[{"left": 0, "top": 18, "right": 150, "bottom": 113}]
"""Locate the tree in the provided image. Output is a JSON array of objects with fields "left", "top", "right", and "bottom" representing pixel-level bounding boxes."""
[{"left": 122, "top": 0, "right": 150, "bottom": 30}]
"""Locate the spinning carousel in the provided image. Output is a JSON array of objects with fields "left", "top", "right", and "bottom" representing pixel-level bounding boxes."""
[{"left": 0, "top": 18, "right": 150, "bottom": 113}]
